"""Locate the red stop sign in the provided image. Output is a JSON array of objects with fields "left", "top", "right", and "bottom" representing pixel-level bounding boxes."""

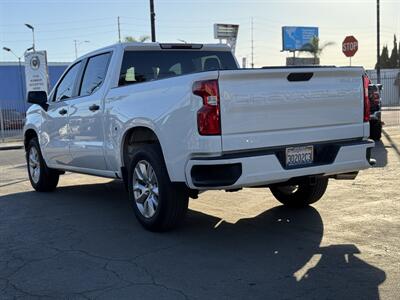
[{"left": 342, "top": 36, "right": 358, "bottom": 57}]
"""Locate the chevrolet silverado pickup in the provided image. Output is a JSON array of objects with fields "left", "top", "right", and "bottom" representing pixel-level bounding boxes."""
[{"left": 24, "top": 42, "right": 375, "bottom": 231}]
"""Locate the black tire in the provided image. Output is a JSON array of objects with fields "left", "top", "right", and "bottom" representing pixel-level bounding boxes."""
[
  {"left": 26, "top": 137, "right": 59, "bottom": 192},
  {"left": 270, "top": 177, "right": 328, "bottom": 207},
  {"left": 370, "top": 120, "right": 382, "bottom": 141},
  {"left": 127, "top": 144, "right": 189, "bottom": 232}
]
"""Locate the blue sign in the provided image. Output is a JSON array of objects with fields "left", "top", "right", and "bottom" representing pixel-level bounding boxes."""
[{"left": 282, "top": 26, "right": 319, "bottom": 51}]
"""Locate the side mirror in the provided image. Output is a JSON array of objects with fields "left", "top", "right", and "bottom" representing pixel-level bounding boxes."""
[{"left": 27, "top": 91, "right": 48, "bottom": 109}]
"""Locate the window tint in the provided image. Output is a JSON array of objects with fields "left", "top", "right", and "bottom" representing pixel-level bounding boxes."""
[
  {"left": 79, "top": 52, "right": 111, "bottom": 96},
  {"left": 54, "top": 61, "right": 82, "bottom": 102},
  {"left": 119, "top": 50, "right": 237, "bottom": 86}
]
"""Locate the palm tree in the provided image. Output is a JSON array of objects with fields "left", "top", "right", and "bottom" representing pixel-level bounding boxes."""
[
  {"left": 124, "top": 35, "right": 150, "bottom": 43},
  {"left": 299, "top": 37, "right": 335, "bottom": 64}
]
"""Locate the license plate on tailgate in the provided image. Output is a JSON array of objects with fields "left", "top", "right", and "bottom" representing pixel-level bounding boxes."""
[{"left": 286, "top": 146, "right": 314, "bottom": 167}]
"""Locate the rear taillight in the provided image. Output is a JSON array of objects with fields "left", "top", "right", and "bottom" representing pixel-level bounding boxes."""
[
  {"left": 193, "top": 79, "right": 221, "bottom": 135},
  {"left": 362, "top": 75, "right": 370, "bottom": 122}
]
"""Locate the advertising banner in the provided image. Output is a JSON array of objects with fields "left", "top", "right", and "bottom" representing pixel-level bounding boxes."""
[{"left": 282, "top": 26, "right": 319, "bottom": 51}]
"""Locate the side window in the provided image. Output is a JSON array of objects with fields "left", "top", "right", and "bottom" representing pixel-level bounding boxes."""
[
  {"left": 79, "top": 52, "right": 111, "bottom": 97},
  {"left": 119, "top": 52, "right": 157, "bottom": 86},
  {"left": 54, "top": 61, "right": 82, "bottom": 102}
]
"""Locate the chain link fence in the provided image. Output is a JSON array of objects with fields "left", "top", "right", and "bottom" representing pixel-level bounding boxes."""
[{"left": 0, "top": 62, "right": 28, "bottom": 143}]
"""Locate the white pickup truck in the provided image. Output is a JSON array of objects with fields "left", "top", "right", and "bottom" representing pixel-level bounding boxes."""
[{"left": 24, "top": 42, "right": 374, "bottom": 231}]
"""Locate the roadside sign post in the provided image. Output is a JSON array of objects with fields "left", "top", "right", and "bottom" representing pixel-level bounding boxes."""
[
  {"left": 342, "top": 36, "right": 358, "bottom": 66},
  {"left": 24, "top": 50, "right": 50, "bottom": 96},
  {"left": 214, "top": 24, "right": 239, "bottom": 54},
  {"left": 281, "top": 26, "right": 319, "bottom": 66}
]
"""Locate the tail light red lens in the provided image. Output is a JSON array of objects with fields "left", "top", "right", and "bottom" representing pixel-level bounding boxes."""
[
  {"left": 193, "top": 79, "right": 221, "bottom": 135},
  {"left": 362, "top": 75, "right": 370, "bottom": 122}
]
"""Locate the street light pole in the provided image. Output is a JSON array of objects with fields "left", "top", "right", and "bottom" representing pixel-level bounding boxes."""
[
  {"left": 25, "top": 24, "right": 35, "bottom": 52},
  {"left": 74, "top": 40, "right": 90, "bottom": 59},
  {"left": 150, "top": 0, "right": 156, "bottom": 42}
]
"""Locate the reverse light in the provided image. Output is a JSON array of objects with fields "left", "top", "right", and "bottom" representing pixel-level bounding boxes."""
[
  {"left": 362, "top": 75, "right": 370, "bottom": 123},
  {"left": 193, "top": 79, "right": 221, "bottom": 135}
]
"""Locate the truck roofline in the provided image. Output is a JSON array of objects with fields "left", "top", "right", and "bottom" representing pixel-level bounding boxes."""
[{"left": 72, "top": 42, "right": 232, "bottom": 64}]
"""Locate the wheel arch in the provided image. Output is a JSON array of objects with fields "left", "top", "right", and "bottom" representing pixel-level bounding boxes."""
[
  {"left": 121, "top": 126, "right": 166, "bottom": 169},
  {"left": 24, "top": 128, "right": 38, "bottom": 150}
]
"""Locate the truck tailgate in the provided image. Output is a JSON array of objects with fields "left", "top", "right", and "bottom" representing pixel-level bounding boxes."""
[{"left": 218, "top": 67, "right": 365, "bottom": 152}]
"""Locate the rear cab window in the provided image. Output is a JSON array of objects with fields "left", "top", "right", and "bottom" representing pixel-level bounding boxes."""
[{"left": 118, "top": 50, "right": 238, "bottom": 86}]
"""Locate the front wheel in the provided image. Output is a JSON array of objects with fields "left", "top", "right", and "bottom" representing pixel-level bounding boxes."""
[
  {"left": 270, "top": 177, "right": 329, "bottom": 207},
  {"left": 127, "top": 144, "right": 189, "bottom": 231},
  {"left": 26, "top": 138, "right": 59, "bottom": 192}
]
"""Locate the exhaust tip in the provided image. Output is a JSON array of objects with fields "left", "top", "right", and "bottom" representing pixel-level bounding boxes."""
[{"left": 369, "top": 158, "right": 377, "bottom": 166}]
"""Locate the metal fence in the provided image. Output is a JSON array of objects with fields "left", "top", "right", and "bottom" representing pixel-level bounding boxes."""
[
  {"left": 0, "top": 108, "right": 26, "bottom": 143},
  {"left": 367, "top": 69, "right": 400, "bottom": 126},
  {"left": 0, "top": 62, "right": 68, "bottom": 144}
]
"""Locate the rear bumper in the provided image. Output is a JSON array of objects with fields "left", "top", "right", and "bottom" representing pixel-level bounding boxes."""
[{"left": 185, "top": 139, "right": 374, "bottom": 190}]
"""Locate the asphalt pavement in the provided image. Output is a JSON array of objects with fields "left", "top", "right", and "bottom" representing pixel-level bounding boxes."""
[{"left": 0, "top": 128, "right": 399, "bottom": 299}]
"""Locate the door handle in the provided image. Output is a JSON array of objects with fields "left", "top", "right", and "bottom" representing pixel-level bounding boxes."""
[
  {"left": 58, "top": 108, "right": 68, "bottom": 115},
  {"left": 89, "top": 104, "right": 100, "bottom": 112}
]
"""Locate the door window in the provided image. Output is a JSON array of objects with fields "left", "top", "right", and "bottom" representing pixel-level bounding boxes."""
[
  {"left": 79, "top": 53, "right": 111, "bottom": 97},
  {"left": 54, "top": 61, "right": 82, "bottom": 102}
]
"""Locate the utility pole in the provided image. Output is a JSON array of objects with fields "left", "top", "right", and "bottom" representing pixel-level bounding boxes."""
[
  {"left": 118, "top": 16, "right": 121, "bottom": 43},
  {"left": 376, "top": 0, "right": 381, "bottom": 84},
  {"left": 74, "top": 40, "right": 78, "bottom": 59},
  {"left": 150, "top": 0, "right": 156, "bottom": 42},
  {"left": 251, "top": 17, "right": 254, "bottom": 68},
  {"left": 74, "top": 40, "right": 89, "bottom": 59}
]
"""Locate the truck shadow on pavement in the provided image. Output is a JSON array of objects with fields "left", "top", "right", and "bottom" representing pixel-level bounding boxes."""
[
  {"left": 372, "top": 140, "right": 388, "bottom": 167},
  {"left": 0, "top": 181, "right": 386, "bottom": 299}
]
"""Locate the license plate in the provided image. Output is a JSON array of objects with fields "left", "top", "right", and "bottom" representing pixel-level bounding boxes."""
[{"left": 286, "top": 146, "right": 314, "bottom": 167}]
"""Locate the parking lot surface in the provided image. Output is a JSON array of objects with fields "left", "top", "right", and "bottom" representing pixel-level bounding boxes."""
[{"left": 0, "top": 128, "right": 399, "bottom": 299}]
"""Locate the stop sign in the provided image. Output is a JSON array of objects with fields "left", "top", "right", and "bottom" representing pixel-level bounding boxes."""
[{"left": 342, "top": 36, "right": 358, "bottom": 57}]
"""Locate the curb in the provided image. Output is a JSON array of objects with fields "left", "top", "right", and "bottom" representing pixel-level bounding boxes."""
[{"left": 0, "top": 144, "right": 24, "bottom": 151}]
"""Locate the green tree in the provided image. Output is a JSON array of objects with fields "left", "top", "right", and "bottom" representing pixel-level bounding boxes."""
[
  {"left": 378, "top": 45, "right": 390, "bottom": 69},
  {"left": 124, "top": 35, "right": 150, "bottom": 43},
  {"left": 389, "top": 35, "right": 399, "bottom": 68},
  {"left": 299, "top": 36, "right": 335, "bottom": 64}
]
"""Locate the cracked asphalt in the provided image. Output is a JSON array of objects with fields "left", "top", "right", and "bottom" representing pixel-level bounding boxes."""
[{"left": 0, "top": 127, "right": 399, "bottom": 300}]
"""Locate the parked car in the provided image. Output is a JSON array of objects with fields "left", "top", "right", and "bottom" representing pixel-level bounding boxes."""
[
  {"left": 23, "top": 42, "right": 375, "bottom": 231},
  {"left": 368, "top": 82, "right": 383, "bottom": 141}
]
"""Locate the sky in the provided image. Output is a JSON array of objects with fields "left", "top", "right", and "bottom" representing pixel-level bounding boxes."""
[{"left": 1, "top": 0, "right": 399, "bottom": 69}]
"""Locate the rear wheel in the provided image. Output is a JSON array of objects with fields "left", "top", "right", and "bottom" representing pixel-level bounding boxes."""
[
  {"left": 270, "top": 177, "right": 328, "bottom": 207},
  {"left": 128, "top": 144, "right": 189, "bottom": 231},
  {"left": 26, "top": 138, "right": 59, "bottom": 192}
]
